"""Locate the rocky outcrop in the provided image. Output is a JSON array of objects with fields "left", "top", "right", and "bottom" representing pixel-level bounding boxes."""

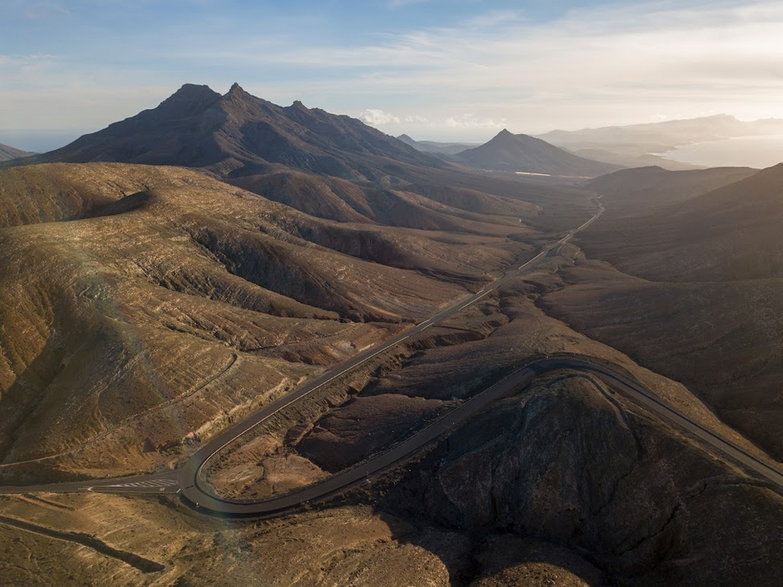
[{"left": 383, "top": 375, "right": 783, "bottom": 584}]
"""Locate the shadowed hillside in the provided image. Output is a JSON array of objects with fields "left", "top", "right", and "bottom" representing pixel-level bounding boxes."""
[
  {"left": 585, "top": 163, "right": 783, "bottom": 281},
  {"left": 586, "top": 165, "right": 756, "bottom": 214},
  {"left": 544, "top": 162, "right": 783, "bottom": 458}
]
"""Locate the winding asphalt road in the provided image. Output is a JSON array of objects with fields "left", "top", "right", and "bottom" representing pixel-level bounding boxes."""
[{"left": 2, "top": 198, "right": 781, "bottom": 516}]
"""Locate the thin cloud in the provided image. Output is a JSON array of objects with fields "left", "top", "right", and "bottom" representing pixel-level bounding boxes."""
[
  {"left": 445, "top": 115, "right": 506, "bottom": 129},
  {"left": 3, "top": 0, "right": 783, "bottom": 138},
  {"left": 388, "top": 0, "right": 431, "bottom": 8},
  {"left": 359, "top": 109, "right": 400, "bottom": 125}
]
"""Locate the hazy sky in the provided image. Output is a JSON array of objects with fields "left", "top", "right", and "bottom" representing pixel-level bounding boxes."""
[{"left": 2, "top": 0, "right": 782, "bottom": 148}]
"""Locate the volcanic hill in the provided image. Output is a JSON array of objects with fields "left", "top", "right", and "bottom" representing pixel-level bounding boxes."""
[{"left": 453, "top": 129, "right": 620, "bottom": 177}]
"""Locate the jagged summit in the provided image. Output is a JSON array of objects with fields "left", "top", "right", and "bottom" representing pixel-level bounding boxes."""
[
  {"left": 29, "top": 83, "right": 442, "bottom": 179},
  {"left": 225, "top": 82, "right": 252, "bottom": 98}
]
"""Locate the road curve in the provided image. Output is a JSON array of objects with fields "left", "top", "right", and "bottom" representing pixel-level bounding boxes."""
[
  {"left": 6, "top": 197, "right": 780, "bottom": 517},
  {"left": 175, "top": 200, "right": 607, "bottom": 511},
  {"left": 175, "top": 352, "right": 783, "bottom": 517},
  {"left": 0, "top": 200, "right": 603, "bottom": 499}
]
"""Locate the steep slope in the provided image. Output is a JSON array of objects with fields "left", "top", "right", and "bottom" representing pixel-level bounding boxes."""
[
  {"left": 0, "top": 143, "right": 32, "bottom": 162},
  {"left": 544, "top": 262, "right": 783, "bottom": 458},
  {"left": 453, "top": 129, "right": 619, "bottom": 177},
  {"left": 387, "top": 373, "right": 782, "bottom": 585}
]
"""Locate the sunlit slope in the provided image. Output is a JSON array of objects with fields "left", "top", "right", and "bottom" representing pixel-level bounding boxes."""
[{"left": 0, "top": 162, "right": 531, "bottom": 477}]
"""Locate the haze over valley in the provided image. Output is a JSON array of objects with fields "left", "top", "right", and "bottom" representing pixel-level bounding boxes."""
[{"left": 1, "top": 1, "right": 782, "bottom": 585}]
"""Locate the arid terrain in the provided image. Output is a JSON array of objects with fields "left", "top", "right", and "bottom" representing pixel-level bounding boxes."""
[
  {"left": 545, "top": 164, "right": 783, "bottom": 458},
  {"left": 0, "top": 85, "right": 781, "bottom": 585}
]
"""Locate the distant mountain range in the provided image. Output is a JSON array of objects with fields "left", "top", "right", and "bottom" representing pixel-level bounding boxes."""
[
  {"left": 397, "top": 130, "right": 620, "bottom": 177},
  {"left": 13, "top": 84, "right": 634, "bottom": 183},
  {"left": 538, "top": 114, "right": 783, "bottom": 169},
  {"left": 452, "top": 129, "right": 620, "bottom": 177},
  {"left": 396, "top": 134, "right": 479, "bottom": 155},
  {"left": 401, "top": 114, "right": 783, "bottom": 172},
  {"left": 0, "top": 143, "right": 33, "bottom": 162}
]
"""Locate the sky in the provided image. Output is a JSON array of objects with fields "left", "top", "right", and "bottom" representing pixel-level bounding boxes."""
[{"left": 2, "top": 0, "right": 783, "bottom": 150}]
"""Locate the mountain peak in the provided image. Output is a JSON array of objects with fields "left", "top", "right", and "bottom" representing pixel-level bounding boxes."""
[
  {"left": 490, "top": 128, "right": 517, "bottom": 143},
  {"left": 227, "top": 82, "right": 249, "bottom": 96},
  {"left": 455, "top": 126, "right": 620, "bottom": 176},
  {"left": 158, "top": 84, "right": 221, "bottom": 115},
  {"left": 492, "top": 129, "right": 517, "bottom": 142},
  {"left": 35, "top": 82, "right": 442, "bottom": 177},
  {"left": 173, "top": 83, "right": 218, "bottom": 98}
]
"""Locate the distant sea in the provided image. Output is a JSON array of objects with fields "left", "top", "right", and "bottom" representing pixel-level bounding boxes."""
[
  {"left": 661, "top": 135, "right": 783, "bottom": 169},
  {"left": 0, "top": 129, "right": 91, "bottom": 153}
]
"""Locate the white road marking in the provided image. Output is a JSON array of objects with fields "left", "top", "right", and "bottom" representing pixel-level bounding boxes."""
[{"left": 98, "top": 478, "right": 178, "bottom": 489}]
